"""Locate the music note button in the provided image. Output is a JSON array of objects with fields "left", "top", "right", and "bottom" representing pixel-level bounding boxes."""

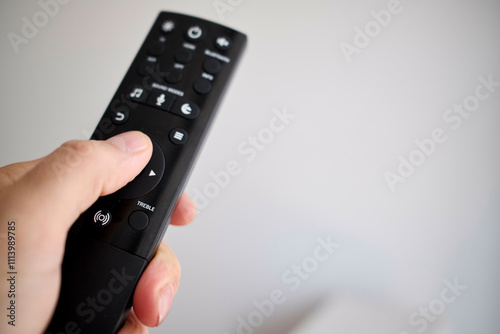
[{"left": 128, "top": 86, "right": 148, "bottom": 103}]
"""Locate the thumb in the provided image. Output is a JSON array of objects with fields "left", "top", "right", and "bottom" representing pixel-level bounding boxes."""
[
  {"left": 4, "top": 131, "right": 152, "bottom": 248},
  {"left": 0, "top": 132, "right": 152, "bottom": 333}
]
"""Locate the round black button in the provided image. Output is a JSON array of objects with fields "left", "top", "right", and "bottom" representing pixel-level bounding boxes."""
[
  {"left": 215, "top": 36, "right": 231, "bottom": 51},
  {"left": 169, "top": 128, "right": 188, "bottom": 145},
  {"left": 203, "top": 58, "right": 222, "bottom": 74},
  {"left": 165, "top": 68, "right": 183, "bottom": 84},
  {"left": 93, "top": 209, "right": 112, "bottom": 227},
  {"left": 148, "top": 42, "right": 165, "bottom": 56},
  {"left": 114, "top": 140, "right": 165, "bottom": 199},
  {"left": 175, "top": 48, "right": 193, "bottom": 64},
  {"left": 129, "top": 211, "right": 149, "bottom": 231},
  {"left": 173, "top": 101, "right": 200, "bottom": 120},
  {"left": 160, "top": 20, "right": 175, "bottom": 34},
  {"left": 186, "top": 25, "right": 204, "bottom": 41},
  {"left": 193, "top": 78, "right": 212, "bottom": 94},
  {"left": 111, "top": 109, "right": 129, "bottom": 125},
  {"left": 137, "top": 62, "right": 155, "bottom": 77}
]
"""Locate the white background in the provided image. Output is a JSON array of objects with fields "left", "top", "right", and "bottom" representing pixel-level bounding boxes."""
[{"left": 1, "top": 0, "right": 499, "bottom": 333}]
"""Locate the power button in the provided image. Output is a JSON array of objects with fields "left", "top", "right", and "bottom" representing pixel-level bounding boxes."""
[{"left": 186, "top": 25, "right": 204, "bottom": 41}]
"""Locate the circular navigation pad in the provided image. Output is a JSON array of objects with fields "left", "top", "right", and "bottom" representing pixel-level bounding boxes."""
[{"left": 115, "top": 140, "right": 165, "bottom": 199}]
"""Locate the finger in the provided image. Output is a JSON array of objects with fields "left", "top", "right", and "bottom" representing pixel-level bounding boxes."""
[
  {"left": 170, "top": 192, "right": 196, "bottom": 226},
  {"left": 6, "top": 131, "right": 152, "bottom": 246},
  {"left": 117, "top": 308, "right": 149, "bottom": 334},
  {"left": 133, "top": 242, "right": 180, "bottom": 327},
  {"left": 0, "top": 158, "right": 42, "bottom": 188}
]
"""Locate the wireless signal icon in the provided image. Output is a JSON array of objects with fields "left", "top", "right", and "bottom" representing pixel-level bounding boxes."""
[{"left": 93, "top": 209, "right": 112, "bottom": 227}]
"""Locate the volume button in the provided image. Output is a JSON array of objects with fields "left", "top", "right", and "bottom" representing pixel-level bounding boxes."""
[{"left": 175, "top": 48, "right": 193, "bottom": 64}]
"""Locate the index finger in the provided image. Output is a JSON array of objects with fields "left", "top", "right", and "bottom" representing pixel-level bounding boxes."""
[{"left": 169, "top": 192, "right": 196, "bottom": 226}]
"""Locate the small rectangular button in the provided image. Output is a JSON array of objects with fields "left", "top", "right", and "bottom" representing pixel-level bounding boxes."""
[
  {"left": 146, "top": 89, "right": 176, "bottom": 111},
  {"left": 129, "top": 86, "right": 148, "bottom": 103},
  {"left": 171, "top": 101, "right": 199, "bottom": 120}
]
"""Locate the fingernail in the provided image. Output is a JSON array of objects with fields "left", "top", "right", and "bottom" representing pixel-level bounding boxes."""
[
  {"left": 158, "top": 283, "right": 175, "bottom": 326},
  {"left": 107, "top": 132, "right": 150, "bottom": 153}
]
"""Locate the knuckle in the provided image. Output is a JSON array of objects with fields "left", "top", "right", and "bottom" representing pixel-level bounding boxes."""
[
  {"left": 58, "top": 140, "right": 95, "bottom": 159},
  {"left": 0, "top": 165, "right": 22, "bottom": 187},
  {"left": 51, "top": 140, "right": 99, "bottom": 171},
  {"left": 50, "top": 140, "right": 105, "bottom": 192}
]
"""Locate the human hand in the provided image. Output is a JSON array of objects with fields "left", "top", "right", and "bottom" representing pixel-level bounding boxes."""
[{"left": 0, "top": 131, "right": 196, "bottom": 334}]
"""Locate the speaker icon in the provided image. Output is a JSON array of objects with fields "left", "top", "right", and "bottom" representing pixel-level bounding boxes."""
[{"left": 93, "top": 209, "right": 112, "bottom": 227}]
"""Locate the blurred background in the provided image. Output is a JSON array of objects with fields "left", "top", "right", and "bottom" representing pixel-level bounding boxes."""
[{"left": 1, "top": 0, "right": 499, "bottom": 333}]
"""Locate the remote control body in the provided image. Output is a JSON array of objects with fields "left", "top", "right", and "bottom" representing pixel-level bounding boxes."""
[{"left": 45, "top": 12, "right": 246, "bottom": 334}]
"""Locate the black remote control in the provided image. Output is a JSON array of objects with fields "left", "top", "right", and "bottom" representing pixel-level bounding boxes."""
[{"left": 45, "top": 12, "right": 246, "bottom": 334}]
